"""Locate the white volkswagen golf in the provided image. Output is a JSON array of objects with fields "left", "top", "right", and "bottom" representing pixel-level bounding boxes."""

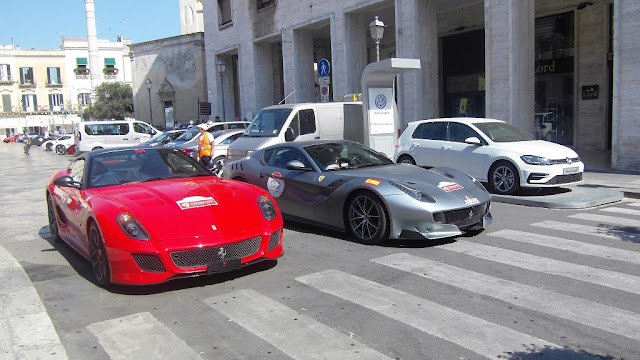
[{"left": 394, "top": 118, "right": 583, "bottom": 195}]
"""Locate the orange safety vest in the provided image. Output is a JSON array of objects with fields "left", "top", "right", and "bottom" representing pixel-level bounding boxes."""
[{"left": 198, "top": 132, "right": 213, "bottom": 157}]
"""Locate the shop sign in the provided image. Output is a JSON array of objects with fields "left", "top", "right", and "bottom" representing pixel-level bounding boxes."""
[
  {"left": 534, "top": 56, "right": 574, "bottom": 75},
  {"left": 581, "top": 85, "right": 599, "bottom": 100}
]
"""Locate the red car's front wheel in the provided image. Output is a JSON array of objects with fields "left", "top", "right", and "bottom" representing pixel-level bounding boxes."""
[{"left": 89, "top": 222, "right": 111, "bottom": 287}]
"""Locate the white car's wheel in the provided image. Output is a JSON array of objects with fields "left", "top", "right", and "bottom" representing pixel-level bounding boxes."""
[
  {"left": 489, "top": 161, "right": 520, "bottom": 195},
  {"left": 55, "top": 144, "right": 66, "bottom": 155},
  {"left": 397, "top": 155, "right": 416, "bottom": 165}
]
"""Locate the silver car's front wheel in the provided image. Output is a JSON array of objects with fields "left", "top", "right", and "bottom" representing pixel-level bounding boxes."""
[
  {"left": 346, "top": 193, "right": 388, "bottom": 245},
  {"left": 490, "top": 161, "right": 520, "bottom": 195}
]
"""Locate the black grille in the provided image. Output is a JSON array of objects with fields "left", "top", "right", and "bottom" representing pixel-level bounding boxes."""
[
  {"left": 551, "top": 157, "right": 580, "bottom": 164},
  {"left": 436, "top": 202, "right": 489, "bottom": 228},
  {"left": 545, "top": 172, "right": 583, "bottom": 185},
  {"left": 169, "top": 236, "right": 262, "bottom": 268},
  {"left": 132, "top": 254, "right": 165, "bottom": 273},
  {"left": 268, "top": 229, "right": 281, "bottom": 251}
]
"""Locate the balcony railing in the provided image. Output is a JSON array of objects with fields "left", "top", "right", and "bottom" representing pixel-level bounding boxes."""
[
  {"left": 19, "top": 81, "right": 36, "bottom": 88},
  {"left": 47, "top": 82, "right": 63, "bottom": 88}
]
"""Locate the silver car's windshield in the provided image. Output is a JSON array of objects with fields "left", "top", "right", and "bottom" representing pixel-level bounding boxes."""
[
  {"left": 304, "top": 142, "right": 393, "bottom": 171},
  {"left": 244, "top": 109, "right": 292, "bottom": 137},
  {"left": 473, "top": 122, "right": 535, "bottom": 143},
  {"left": 175, "top": 127, "right": 200, "bottom": 142}
]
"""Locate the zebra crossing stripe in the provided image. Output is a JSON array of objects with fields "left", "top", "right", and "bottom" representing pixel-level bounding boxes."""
[
  {"left": 296, "top": 269, "right": 560, "bottom": 360},
  {"left": 86, "top": 312, "right": 203, "bottom": 360},
  {"left": 569, "top": 213, "right": 640, "bottom": 228},
  {"left": 204, "top": 289, "right": 391, "bottom": 360},
  {"left": 372, "top": 253, "right": 640, "bottom": 341},
  {"left": 440, "top": 241, "right": 640, "bottom": 295},
  {"left": 530, "top": 220, "right": 640, "bottom": 242},
  {"left": 487, "top": 229, "right": 640, "bottom": 264},
  {"left": 627, "top": 202, "right": 640, "bottom": 207},
  {"left": 600, "top": 207, "right": 640, "bottom": 216}
]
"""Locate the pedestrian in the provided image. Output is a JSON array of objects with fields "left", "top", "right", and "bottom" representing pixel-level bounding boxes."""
[
  {"left": 23, "top": 133, "right": 32, "bottom": 156},
  {"left": 197, "top": 126, "right": 215, "bottom": 168},
  {"left": 214, "top": 116, "right": 221, "bottom": 122}
]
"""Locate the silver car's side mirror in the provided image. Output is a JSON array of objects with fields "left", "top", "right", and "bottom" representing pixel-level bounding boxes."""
[
  {"left": 464, "top": 137, "right": 482, "bottom": 146},
  {"left": 286, "top": 160, "right": 309, "bottom": 171}
]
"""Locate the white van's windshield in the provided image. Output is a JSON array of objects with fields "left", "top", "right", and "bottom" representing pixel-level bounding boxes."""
[{"left": 244, "top": 109, "right": 293, "bottom": 137}]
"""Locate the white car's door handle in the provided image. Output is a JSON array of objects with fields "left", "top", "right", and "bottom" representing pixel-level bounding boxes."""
[
  {"left": 123, "top": 138, "right": 129, "bottom": 141},
  {"left": 443, "top": 146, "right": 451, "bottom": 150},
  {"left": 412, "top": 143, "right": 420, "bottom": 147}
]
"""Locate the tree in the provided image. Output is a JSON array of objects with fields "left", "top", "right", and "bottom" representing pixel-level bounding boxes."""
[{"left": 82, "top": 82, "right": 134, "bottom": 120}]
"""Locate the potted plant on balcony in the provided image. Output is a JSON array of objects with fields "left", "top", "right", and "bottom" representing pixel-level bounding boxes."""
[
  {"left": 103, "top": 67, "right": 119, "bottom": 76},
  {"left": 74, "top": 68, "right": 90, "bottom": 75}
]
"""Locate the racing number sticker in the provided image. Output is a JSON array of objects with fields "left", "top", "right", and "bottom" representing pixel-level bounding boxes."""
[
  {"left": 267, "top": 172, "right": 285, "bottom": 198},
  {"left": 438, "top": 181, "right": 463, "bottom": 192}
]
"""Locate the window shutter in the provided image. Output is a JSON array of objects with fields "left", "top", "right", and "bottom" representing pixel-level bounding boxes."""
[{"left": 2, "top": 94, "right": 11, "bottom": 112}]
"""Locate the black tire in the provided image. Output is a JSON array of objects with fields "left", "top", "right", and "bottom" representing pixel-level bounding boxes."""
[
  {"left": 55, "top": 144, "right": 66, "bottom": 155},
  {"left": 88, "top": 222, "right": 111, "bottom": 287},
  {"left": 346, "top": 192, "right": 389, "bottom": 245},
  {"left": 489, "top": 161, "right": 520, "bottom": 195},
  {"left": 397, "top": 155, "right": 416, "bottom": 165},
  {"left": 46, "top": 194, "right": 62, "bottom": 243},
  {"left": 211, "top": 156, "right": 226, "bottom": 177},
  {"left": 45, "top": 143, "right": 53, "bottom": 151}
]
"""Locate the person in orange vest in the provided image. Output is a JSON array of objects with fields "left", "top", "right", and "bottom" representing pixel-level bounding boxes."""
[{"left": 197, "top": 126, "right": 215, "bottom": 168}]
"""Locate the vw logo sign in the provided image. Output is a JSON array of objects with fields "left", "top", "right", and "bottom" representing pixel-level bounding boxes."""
[
  {"left": 374, "top": 94, "right": 387, "bottom": 109},
  {"left": 566, "top": 157, "right": 572, "bottom": 164}
]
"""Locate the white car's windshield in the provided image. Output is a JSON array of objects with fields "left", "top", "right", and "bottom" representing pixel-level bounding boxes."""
[
  {"left": 244, "top": 109, "right": 292, "bottom": 137},
  {"left": 473, "top": 122, "right": 535, "bottom": 143},
  {"left": 175, "top": 127, "right": 200, "bottom": 142}
]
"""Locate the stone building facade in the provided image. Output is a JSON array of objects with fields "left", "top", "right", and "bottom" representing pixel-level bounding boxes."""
[{"left": 203, "top": 0, "right": 639, "bottom": 171}]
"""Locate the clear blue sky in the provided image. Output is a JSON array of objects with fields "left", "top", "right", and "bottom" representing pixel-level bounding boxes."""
[{"left": 1, "top": 0, "right": 181, "bottom": 49}]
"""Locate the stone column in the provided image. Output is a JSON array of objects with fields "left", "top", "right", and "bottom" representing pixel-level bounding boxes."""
[
  {"left": 485, "top": 0, "right": 535, "bottom": 132},
  {"left": 253, "top": 42, "right": 274, "bottom": 111},
  {"left": 281, "top": 28, "right": 296, "bottom": 104},
  {"left": 612, "top": 0, "right": 640, "bottom": 171},
  {"left": 395, "top": 0, "right": 439, "bottom": 126},
  {"left": 84, "top": 0, "right": 100, "bottom": 101},
  {"left": 292, "top": 29, "right": 315, "bottom": 103},
  {"left": 343, "top": 13, "right": 368, "bottom": 97}
]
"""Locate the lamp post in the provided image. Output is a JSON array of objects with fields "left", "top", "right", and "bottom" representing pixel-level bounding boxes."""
[
  {"left": 216, "top": 58, "right": 226, "bottom": 122},
  {"left": 145, "top": 78, "right": 153, "bottom": 127},
  {"left": 369, "top": 16, "right": 386, "bottom": 62},
  {"left": 104, "top": 89, "right": 110, "bottom": 120}
]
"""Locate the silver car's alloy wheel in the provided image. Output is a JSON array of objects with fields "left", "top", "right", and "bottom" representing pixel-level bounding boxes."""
[
  {"left": 397, "top": 155, "right": 416, "bottom": 165},
  {"left": 347, "top": 193, "right": 387, "bottom": 245},
  {"left": 89, "top": 222, "right": 111, "bottom": 287},
  {"left": 491, "top": 162, "right": 519, "bottom": 195},
  {"left": 47, "top": 194, "right": 61, "bottom": 243}
]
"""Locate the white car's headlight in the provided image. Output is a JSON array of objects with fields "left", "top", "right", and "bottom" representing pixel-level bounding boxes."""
[{"left": 521, "top": 155, "right": 553, "bottom": 165}]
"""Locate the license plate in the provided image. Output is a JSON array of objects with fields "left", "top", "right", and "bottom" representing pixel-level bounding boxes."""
[
  {"left": 563, "top": 166, "right": 579, "bottom": 175},
  {"left": 206, "top": 259, "right": 242, "bottom": 275}
]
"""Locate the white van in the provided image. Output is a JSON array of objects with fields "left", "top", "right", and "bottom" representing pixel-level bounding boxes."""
[
  {"left": 226, "top": 102, "right": 363, "bottom": 161},
  {"left": 74, "top": 120, "right": 161, "bottom": 152}
]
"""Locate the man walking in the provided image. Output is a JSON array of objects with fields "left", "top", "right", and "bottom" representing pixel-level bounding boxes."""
[{"left": 197, "top": 126, "right": 215, "bottom": 168}]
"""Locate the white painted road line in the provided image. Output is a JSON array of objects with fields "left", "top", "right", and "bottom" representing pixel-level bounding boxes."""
[
  {"left": 204, "top": 289, "right": 391, "bottom": 360},
  {"left": 627, "top": 202, "right": 640, "bottom": 207},
  {"left": 440, "top": 241, "right": 640, "bottom": 295},
  {"left": 0, "top": 244, "right": 68, "bottom": 360},
  {"left": 487, "top": 229, "right": 640, "bottom": 264},
  {"left": 86, "top": 312, "right": 202, "bottom": 360},
  {"left": 569, "top": 213, "right": 640, "bottom": 228},
  {"left": 372, "top": 253, "right": 640, "bottom": 341},
  {"left": 530, "top": 220, "right": 640, "bottom": 242},
  {"left": 296, "top": 269, "right": 561, "bottom": 360},
  {"left": 600, "top": 207, "right": 640, "bottom": 216}
]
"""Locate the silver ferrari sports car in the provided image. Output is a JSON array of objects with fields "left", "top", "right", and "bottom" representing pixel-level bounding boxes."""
[{"left": 223, "top": 140, "right": 493, "bottom": 244}]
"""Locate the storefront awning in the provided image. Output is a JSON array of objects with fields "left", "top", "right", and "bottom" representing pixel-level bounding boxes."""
[
  {"left": 76, "top": 58, "right": 88, "bottom": 65},
  {"left": 104, "top": 58, "right": 116, "bottom": 66}
]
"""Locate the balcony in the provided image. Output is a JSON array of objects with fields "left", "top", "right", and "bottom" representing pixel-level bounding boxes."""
[
  {"left": 74, "top": 68, "right": 90, "bottom": 79},
  {"left": 103, "top": 67, "right": 119, "bottom": 79},
  {"left": 19, "top": 81, "right": 36, "bottom": 88},
  {"left": 47, "top": 82, "right": 63, "bottom": 88},
  {"left": 0, "top": 76, "right": 14, "bottom": 85}
]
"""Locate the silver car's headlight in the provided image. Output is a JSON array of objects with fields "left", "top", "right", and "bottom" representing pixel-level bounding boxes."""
[
  {"left": 521, "top": 155, "right": 553, "bottom": 165},
  {"left": 389, "top": 181, "right": 435, "bottom": 203},
  {"left": 257, "top": 195, "right": 277, "bottom": 220}
]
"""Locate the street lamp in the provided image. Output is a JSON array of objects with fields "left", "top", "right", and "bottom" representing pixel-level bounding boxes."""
[
  {"left": 145, "top": 78, "right": 153, "bottom": 127},
  {"left": 104, "top": 90, "right": 111, "bottom": 120},
  {"left": 369, "top": 16, "right": 386, "bottom": 62},
  {"left": 216, "top": 58, "right": 226, "bottom": 122}
]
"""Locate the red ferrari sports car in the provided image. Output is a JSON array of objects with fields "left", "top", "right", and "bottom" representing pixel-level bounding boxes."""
[{"left": 46, "top": 147, "right": 283, "bottom": 286}]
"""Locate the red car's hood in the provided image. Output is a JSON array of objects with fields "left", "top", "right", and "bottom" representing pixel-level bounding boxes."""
[{"left": 95, "top": 178, "right": 263, "bottom": 241}]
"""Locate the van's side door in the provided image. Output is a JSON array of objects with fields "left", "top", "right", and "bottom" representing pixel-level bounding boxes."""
[
  {"left": 286, "top": 109, "right": 319, "bottom": 142},
  {"left": 132, "top": 122, "right": 157, "bottom": 145},
  {"left": 105, "top": 123, "right": 131, "bottom": 148}
]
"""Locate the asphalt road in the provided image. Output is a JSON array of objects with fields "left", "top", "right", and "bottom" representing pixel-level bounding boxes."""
[{"left": 2, "top": 142, "right": 640, "bottom": 360}]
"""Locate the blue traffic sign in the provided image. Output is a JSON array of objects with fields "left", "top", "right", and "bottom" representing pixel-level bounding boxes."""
[{"left": 317, "top": 59, "right": 330, "bottom": 77}]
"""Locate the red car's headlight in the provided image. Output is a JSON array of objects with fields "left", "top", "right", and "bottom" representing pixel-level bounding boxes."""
[
  {"left": 257, "top": 195, "right": 277, "bottom": 221},
  {"left": 116, "top": 213, "right": 151, "bottom": 240}
]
